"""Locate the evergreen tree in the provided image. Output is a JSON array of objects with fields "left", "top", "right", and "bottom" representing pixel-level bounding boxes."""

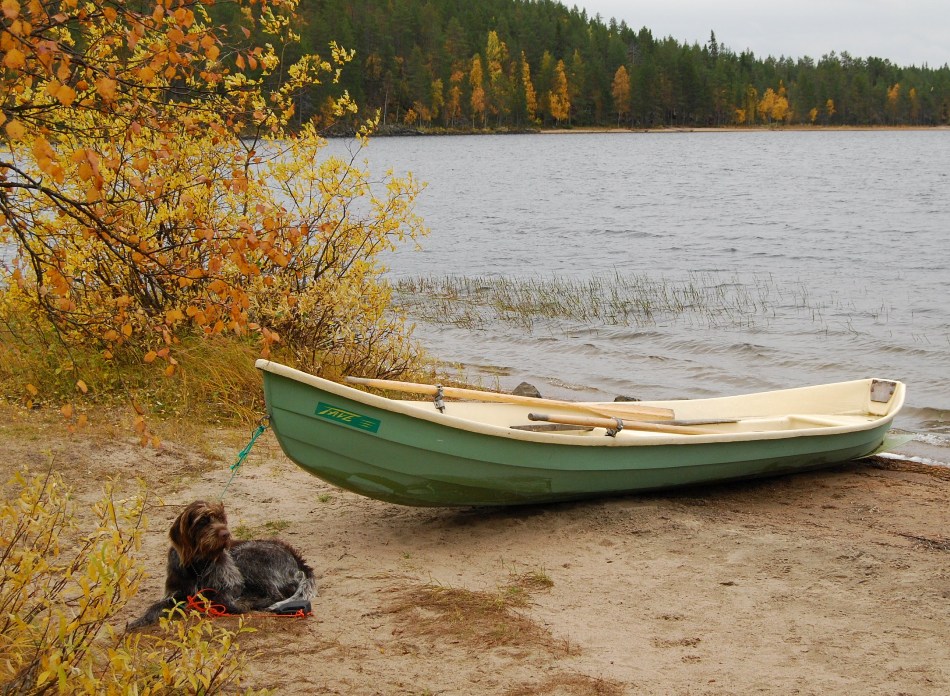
[{"left": 278, "top": 0, "right": 950, "bottom": 129}]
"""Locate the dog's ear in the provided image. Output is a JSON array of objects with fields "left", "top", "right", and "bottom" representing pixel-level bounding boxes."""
[{"left": 169, "top": 501, "right": 203, "bottom": 566}]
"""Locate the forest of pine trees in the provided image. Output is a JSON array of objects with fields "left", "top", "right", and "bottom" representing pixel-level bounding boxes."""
[{"left": 285, "top": 0, "right": 950, "bottom": 130}]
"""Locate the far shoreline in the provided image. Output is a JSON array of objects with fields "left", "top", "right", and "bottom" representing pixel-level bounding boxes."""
[
  {"left": 359, "top": 123, "right": 950, "bottom": 138},
  {"left": 543, "top": 124, "right": 950, "bottom": 134}
]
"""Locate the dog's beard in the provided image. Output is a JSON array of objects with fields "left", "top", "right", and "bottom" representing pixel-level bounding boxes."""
[{"left": 194, "top": 522, "right": 231, "bottom": 559}]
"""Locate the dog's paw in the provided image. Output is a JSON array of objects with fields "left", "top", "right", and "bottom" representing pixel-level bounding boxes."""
[
  {"left": 267, "top": 598, "right": 313, "bottom": 615},
  {"left": 266, "top": 598, "right": 289, "bottom": 612},
  {"left": 125, "top": 616, "right": 151, "bottom": 631}
]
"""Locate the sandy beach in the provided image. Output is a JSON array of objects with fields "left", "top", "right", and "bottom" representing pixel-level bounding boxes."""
[{"left": 4, "top": 406, "right": 948, "bottom": 695}]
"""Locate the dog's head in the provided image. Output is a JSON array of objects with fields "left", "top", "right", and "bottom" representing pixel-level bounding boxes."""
[{"left": 169, "top": 500, "right": 232, "bottom": 566}]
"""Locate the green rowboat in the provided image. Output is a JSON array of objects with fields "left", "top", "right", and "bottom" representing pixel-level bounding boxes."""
[{"left": 256, "top": 359, "right": 906, "bottom": 507}]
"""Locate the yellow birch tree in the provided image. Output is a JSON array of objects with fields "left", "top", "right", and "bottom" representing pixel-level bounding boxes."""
[
  {"left": 611, "top": 65, "right": 631, "bottom": 126},
  {"left": 445, "top": 67, "right": 465, "bottom": 127},
  {"left": 757, "top": 85, "right": 789, "bottom": 124},
  {"left": 484, "top": 30, "right": 509, "bottom": 122},
  {"left": 469, "top": 54, "right": 487, "bottom": 127},
  {"left": 886, "top": 82, "right": 901, "bottom": 123},
  {"left": 826, "top": 98, "right": 836, "bottom": 123},
  {"left": 521, "top": 51, "right": 538, "bottom": 122},
  {"left": 909, "top": 87, "right": 919, "bottom": 123},
  {"left": 548, "top": 59, "right": 571, "bottom": 124}
]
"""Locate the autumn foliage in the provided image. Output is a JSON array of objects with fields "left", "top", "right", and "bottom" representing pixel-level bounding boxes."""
[
  {"left": 0, "top": 0, "right": 427, "bottom": 423},
  {"left": 0, "top": 469, "right": 261, "bottom": 693}
]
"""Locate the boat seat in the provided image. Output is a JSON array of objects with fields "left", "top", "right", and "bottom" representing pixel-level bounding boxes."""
[{"left": 510, "top": 423, "right": 594, "bottom": 433}]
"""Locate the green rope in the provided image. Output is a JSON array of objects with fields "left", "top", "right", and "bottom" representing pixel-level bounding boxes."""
[{"left": 221, "top": 416, "right": 270, "bottom": 498}]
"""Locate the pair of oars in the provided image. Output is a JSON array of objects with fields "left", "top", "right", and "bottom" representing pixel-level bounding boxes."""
[{"left": 344, "top": 376, "right": 721, "bottom": 435}]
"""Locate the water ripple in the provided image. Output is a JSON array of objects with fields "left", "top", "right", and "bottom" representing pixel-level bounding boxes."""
[{"left": 329, "top": 132, "right": 950, "bottom": 460}]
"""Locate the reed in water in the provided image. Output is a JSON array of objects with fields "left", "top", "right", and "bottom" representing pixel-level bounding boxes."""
[{"left": 393, "top": 271, "right": 825, "bottom": 330}]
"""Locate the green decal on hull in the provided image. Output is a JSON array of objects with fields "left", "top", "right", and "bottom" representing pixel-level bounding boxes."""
[{"left": 315, "top": 402, "right": 381, "bottom": 433}]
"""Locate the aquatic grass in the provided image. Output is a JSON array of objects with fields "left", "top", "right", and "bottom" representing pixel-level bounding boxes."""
[{"left": 392, "top": 271, "right": 823, "bottom": 331}]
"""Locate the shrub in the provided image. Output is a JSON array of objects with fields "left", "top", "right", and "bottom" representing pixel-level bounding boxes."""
[
  {"left": 1, "top": 0, "right": 427, "bottom": 426},
  {"left": 0, "top": 469, "right": 262, "bottom": 695}
]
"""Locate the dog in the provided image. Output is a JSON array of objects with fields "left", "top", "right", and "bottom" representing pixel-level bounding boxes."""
[{"left": 129, "top": 500, "right": 316, "bottom": 629}]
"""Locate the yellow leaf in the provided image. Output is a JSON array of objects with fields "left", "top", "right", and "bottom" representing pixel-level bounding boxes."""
[
  {"left": 77, "top": 414, "right": 88, "bottom": 428},
  {"left": 174, "top": 7, "right": 192, "bottom": 25},
  {"left": 61, "top": 404, "right": 73, "bottom": 419},
  {"left": 2, "top": 47, "right": 25, "bottom": 69},
  {"left": 55, "top": 84, "right": 76, "bottom": 106},
  {"left": 143, "top": 350, "right": 157, "bottom": 363},
  {"left": 26, "top": 383, "right": 38, "bottom": 396},
  {"left": 75, "top": 380, "right": 88, "bottom": 393},
  {"left": 32, "top": 135, "right": 53, "bottom": 160},
  {"left": 164, "top": 364, "right": 175, "bottom": 377},
  {"left": 4, "top": 119, "right": 26, "bottom": 140},
  {"left": 121, "top": 323, "right": 133, "bottom": 337},
  {"left": 1, "top": 0, "right": 20, "bottom": 21},
  {"left": 95, "top": 77, "right": 117, "bottom": 101}
]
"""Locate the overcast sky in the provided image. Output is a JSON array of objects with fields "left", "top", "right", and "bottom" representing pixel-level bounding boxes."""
[{"left": 571, "top": 1, "right": 949, "bottom": 68}]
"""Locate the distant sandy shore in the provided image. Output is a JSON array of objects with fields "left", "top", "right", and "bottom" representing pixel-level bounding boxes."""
[
  {"left": 542, "top": 125, "right": 950, "bottom": 134},
  {"left": 4, "top": 406, "right": 949, "bottom": 695}
]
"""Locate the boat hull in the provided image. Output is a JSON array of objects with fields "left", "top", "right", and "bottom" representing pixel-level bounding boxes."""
[{"left": 257, "top": 361, "right": 904, "bottom": 507}]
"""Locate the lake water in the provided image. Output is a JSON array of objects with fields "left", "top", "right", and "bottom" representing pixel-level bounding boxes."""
[{"left": 325, "top": 131, "right": 950, "bottom": 465}]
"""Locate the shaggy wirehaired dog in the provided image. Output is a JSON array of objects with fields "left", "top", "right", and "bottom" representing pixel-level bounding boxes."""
[{"left": 129, "top": 500, "right": 316, "bottom": 629}]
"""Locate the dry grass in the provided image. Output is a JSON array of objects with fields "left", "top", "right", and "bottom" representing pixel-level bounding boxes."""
[
  {"left": 504, "top": 673, "right": 627, "bottom": 696},
  {"left": 384, "top": 571, "right": 574, "bottom": 656},
  {"left": 0, "top": 401, "right": 224, "bottom": 502},
  {"left": 0, "top": 323, "right": 265, "bottom": 425}
]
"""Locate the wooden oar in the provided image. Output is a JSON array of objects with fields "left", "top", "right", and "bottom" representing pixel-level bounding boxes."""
[
  {"left": 344, "top": 376, "right": 675, "bottom": 421},
  {"left": 527, "top": 412, "right": 715, "bottom": 436}
]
